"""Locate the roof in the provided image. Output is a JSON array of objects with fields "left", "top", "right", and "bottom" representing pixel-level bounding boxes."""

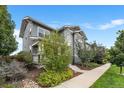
[
  {"left": 58, "top": 25, "right": 81, "bottom": 32},
  {"left": 19, "top": 16, "right": 56, "bottom": 38},
  {"left": 58, "top": 25, "right": 87, "bottom": 40},
  {"left": 79, "top": 31, "right": 87, "bottom": 40}
]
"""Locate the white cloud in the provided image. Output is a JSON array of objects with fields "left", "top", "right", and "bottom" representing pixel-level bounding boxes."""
[
  {"left": 11, "top": 29, "right": 22, "bottom": 55},
  {"left": 99, "top": 19, "right": 124, "bottom": 30},
  {"left": 112, "top": 19, "right": 124, "bottom": 25},
  {"left": 82, "top": 23, "right": 94, "bottom": 29}
]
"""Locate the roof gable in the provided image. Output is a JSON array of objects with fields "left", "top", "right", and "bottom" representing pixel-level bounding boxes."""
[{"left": 19, "top": 16, "right": 56, "bottom": 38}]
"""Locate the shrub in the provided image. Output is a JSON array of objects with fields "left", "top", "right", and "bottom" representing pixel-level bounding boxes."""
[
  {"left": 40, "top": 32, "right": 71, "bottom": 71},
  {"left": 37, "top": 68, "right": 73, "bottom": 87},
  {"left": 16, "top": 51, "right": 32, "bottom": 63},
  {"left": 103, "top": 49, "right": 111, "bottom": 63},
  {"left": 60, "top": 68, "right": 73, "bottom": 81},
  {"left": 93, "top": 46, "right": 105, "bottom": 64},
  {"left": 0, "top": 56, "right": 13, "bottom": 62},
  {"left": 0, "top": 78, "right": 5, "bottom": 85},
  {"left": 1, "top": 84, "right": 16, "bottom": 88},
  {"left": 78, "top": 50, "right": 95, "bottom": 63},
  {"left": 37, "top": 70, "right": 61, "bottom": 87},
  {"left": 82, "top": 62, "right": 99, "bottom": 69}
]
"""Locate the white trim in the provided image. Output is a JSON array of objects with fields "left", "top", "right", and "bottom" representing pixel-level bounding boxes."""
[
  {"left": 29, "top": 36, "right": 42, "bottom": 40},
  {"left": 37, "top": 27, "right": 45, "bottom": 37},
  {"left": 31, "top": 41, "right": 39, "bottom": 47}
]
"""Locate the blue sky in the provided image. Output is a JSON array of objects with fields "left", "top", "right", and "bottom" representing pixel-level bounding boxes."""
[{"left": 8, "top": 5, "right": 124, "bottom": 54}]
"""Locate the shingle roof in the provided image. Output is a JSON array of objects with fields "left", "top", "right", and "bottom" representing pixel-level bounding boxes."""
[{"left": 19, "top": 16, "right": 56, "bottom": 38}]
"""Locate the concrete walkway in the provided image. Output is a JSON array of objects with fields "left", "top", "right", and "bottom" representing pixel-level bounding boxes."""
[{"left": 55, "top": 63, "right": 111, "bottom": 88}]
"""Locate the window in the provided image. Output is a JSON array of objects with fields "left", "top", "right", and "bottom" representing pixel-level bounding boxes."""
[
  {"left": 25, "top": 37, "right": 27, "bottom": 40},
  {"left": 29, "top": 28, "right": 32, "bottom": 35},
  {"left": 38, "top": 27, "right": 45, "bottom": 37}
]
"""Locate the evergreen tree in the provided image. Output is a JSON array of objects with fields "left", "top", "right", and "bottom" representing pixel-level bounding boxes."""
[{"left": 0, "top": 6, "right": 17, "bottom": 56}]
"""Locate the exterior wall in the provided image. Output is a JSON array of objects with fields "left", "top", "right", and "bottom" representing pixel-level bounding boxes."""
[
  {"left": 23, "top": 22, "right": 33, "bottom": 52},
  {"left": 60, "top": 29, "right": 86, "bottom": 64},
  {"left": 22, "top": 21, "right": 51, "bottom": 64},
  {"left": 23, "top": 21, "right": 51, "bottom": 52},
  {"left": 74, "top": 33, "right": 85, "bottom": 63},
  {"left": 62, "top": 29, "right": 73, "bottom": 47}
]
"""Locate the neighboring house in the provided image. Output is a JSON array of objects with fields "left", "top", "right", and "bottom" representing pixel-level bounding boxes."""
[
  {"left": 58, "top": 26, "right": 87, "bottom": 63},
  {"left": 19, "top": 16, "right": 87, "bottom": 64},
  {"left": 19, "top": 16, "right": 55, "bottom": 64},
  {"left": 85, "top": 42, "right": 92, "bottom": 51}
]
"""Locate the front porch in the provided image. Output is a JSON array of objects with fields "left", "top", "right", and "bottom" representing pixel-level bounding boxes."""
[{"left": 31, "top": 41, "right": 41, "bottom": 64}]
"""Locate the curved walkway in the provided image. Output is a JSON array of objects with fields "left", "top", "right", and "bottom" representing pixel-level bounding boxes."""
[{"left": 55, "top": 63, "right": 111, "bottom": 88}]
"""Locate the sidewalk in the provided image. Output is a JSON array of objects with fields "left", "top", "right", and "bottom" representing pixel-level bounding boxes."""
[{"left": 55, "top": 63, "right": 111, "bottom": 88}]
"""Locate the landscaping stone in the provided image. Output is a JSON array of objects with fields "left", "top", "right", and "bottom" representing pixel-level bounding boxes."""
[
  {"left": 21, "top": 79, "right": 40, "bottom": 88},
  {"left": 69, "top": 64, "right": 88, "bottom": 73}
]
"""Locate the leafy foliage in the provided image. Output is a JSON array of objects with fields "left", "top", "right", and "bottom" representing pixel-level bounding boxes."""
[
  {"left": 93, "top": 45, "right": 105, "bottom": 64},
  {"left": 109, "top": 30, "right": 124, "bottom": 66},
  {"left": 78, "top": 41, "right": 105, "bottom": 65},
  {"left": 78, "top": 50, "right": 95, "bottom": 63},
  {"left": 115, "top": 30, "right": 124, "bottom": 51},
  {"left": 0, "top": 6, "right": 17, "bottom": 56},
  {"left": 81, "top": 62, "right": 100, "bottom": 69},
  {"left": 113, "top": 53, "right": 124, "bottom": 66},
  {"left": 39, "top": 32, "right": 72, "bottom": 71},
  {"left": 1, "top": 84, "right": 16, "bottom": 88},
  {"left": 103, "top": 49, "right": 111, "bottom": 63},
  {"left": 37, "top": 68, "right": 73, "bottom": 87},
  {"left": 16, "top": 51, "right": 32, "bottom": 63}
]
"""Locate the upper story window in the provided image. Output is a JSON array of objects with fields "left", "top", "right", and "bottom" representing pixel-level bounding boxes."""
[
  {"left": 29, "top": 28, "right": 32, "bottom": 35},
  {"left": 37, "top": 27, "right": 45, "bottom": 37}
]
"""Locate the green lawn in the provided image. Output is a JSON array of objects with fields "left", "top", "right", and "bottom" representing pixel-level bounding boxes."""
[{"left": 91, "top": 65, "right": 124, "bottom": 88}]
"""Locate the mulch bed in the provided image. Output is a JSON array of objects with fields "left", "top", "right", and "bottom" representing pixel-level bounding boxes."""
[
  {"left": 1, "top": 65, "right": 82, "bottom": 88},
  {"left": 75, "top": 64, "right": 93, "bottom": 70},
  {"left": 75, "top": 64, "right": 103, "bottom": 70}
]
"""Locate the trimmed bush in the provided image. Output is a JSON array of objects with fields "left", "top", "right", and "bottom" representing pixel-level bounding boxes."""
[
  {"left": 82, "top": 62, "right": 100, "bottom": 69},
  {"left": 37, "top": 68, "right": 73, "bottom": 87},
  {"left": 60, "top": 68, "right": 73, "bottom": 81},
  {"left": 16, "top": 51, "right": 32, "bottom": 63}
]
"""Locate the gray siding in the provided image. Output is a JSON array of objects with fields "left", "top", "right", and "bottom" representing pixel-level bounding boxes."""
[
  {"left": 23, "top": 22, "right": 32, "bottom": 52},
  {"left": 61, "top": 29, "right": 86, "bottom": 64},
  {"left": 63, "top": 29, "right": 73, "bottom": 47},
  {"left": 22, "top": 21, "right": 51, "bottom": 53}
]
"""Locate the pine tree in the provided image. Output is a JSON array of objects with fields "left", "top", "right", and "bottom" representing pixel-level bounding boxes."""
[{"left": 0, "top": 6, "right": 17, "bottom": 56}]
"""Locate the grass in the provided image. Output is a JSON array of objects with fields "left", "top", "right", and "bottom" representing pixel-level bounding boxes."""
[{"left": 91, "top": 65, "right": 124, "bottom": 88}]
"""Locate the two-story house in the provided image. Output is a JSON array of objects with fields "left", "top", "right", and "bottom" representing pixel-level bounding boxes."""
[
  {"left": 19, "top": 16, "right": 87, "bottom": 64},
  {"left": 19, "top": 16, "right": 55, "bottom": 64}
]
